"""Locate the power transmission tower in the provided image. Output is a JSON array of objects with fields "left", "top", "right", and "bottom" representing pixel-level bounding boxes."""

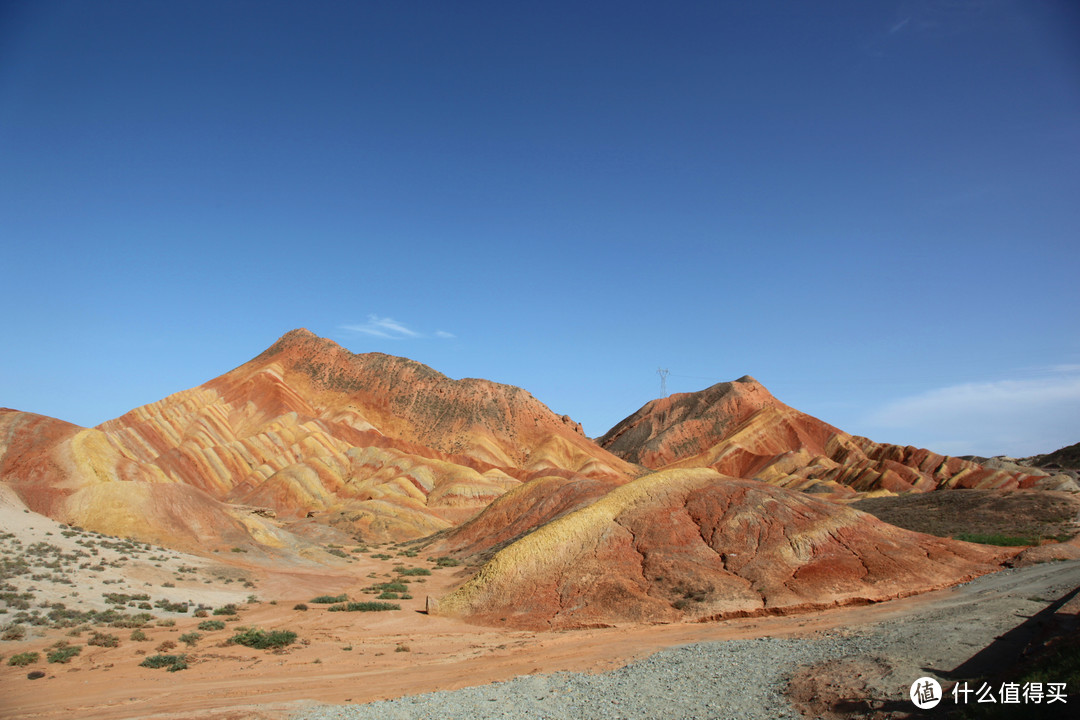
[{"left": 657, "top": 367, "right": 670, "bottom": 396}]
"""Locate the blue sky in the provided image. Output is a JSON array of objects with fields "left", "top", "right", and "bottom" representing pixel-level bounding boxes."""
[{"left": 2, "top": 1, "right": 1078, "bottom": 457}]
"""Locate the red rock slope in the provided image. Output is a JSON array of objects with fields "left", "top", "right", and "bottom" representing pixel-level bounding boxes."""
[
  {"left": 598, "top": 378, "right": 1042, "bottom": 495},
  {"left": 0, "top": 329, "right": 635, "bottom": 547},
  {"left": 438, "top": 469, "right": 1008, "bottom": 629}
]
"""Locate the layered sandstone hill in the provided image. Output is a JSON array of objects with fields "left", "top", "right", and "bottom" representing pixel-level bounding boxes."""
[
  {"left": 0, "top": 329, "right": 635, "bottom": 547},
  {"left": 437, "top": 468, "right": 1008, "bottom": 629},
  {"left": 0, "top": 410, "right": 300, "bottom": 553},
  {"left": 598, "top": 378, "right": 1043, "bottom": 495}
]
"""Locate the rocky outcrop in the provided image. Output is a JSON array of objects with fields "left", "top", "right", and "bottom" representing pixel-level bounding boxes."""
[{"left": 439, "top": 469, "right": 1008, "bottom": 629}]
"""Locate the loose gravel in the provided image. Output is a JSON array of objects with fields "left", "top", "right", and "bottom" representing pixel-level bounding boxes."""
[{"left": 292, "top": 631, "right": 886, "bottom": 720}]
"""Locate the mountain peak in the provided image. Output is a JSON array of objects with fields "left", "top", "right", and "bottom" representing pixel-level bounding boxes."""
[{"left": 597, "top": 376, "right": 782, "bottom": 467}]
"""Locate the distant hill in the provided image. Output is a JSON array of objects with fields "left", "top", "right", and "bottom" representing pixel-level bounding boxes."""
[
  {"left": 597, "top": 377, "right": 1050, "bottom": 496},
  {"left": 1025, "top": 441, "right": 1080, "bottom": 471}
]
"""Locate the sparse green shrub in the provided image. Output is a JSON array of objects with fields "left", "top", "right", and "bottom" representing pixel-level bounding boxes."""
[
  {"left": 8, "top": 651, "right": 39, "bottom": 666},
  {"left": 377, "top": 592, "right": 399, "bottom": 600},
  {"left": 293, "top": 603, "right": 308, "bottom": 611},
  {"left": 178, "top": 632, "right": 200, "bottom": 647},
  {"left": 309, "top": 594, "right": 347, "bottom": 604},
  {"left": 230, "top": 627, "right": 296, "bottom": 650},
  {"left": 398, "top": 568, "right": 431, "bottom": 576},
  {"left": 395, "top": 644, "right": 410, "bottom": 652},
  {"left": 156, "top": 640, "right": 177, "bottom": 652},
  {"left": 46, "top": 643, "right": 81, "bottom": 663},
  {"left": 212, "top": 604, "right": 239, "bottom": 616},
  {"left": 88, "top": 631, "right": 119, "bottom": 647},
  {"left": 109, "top": 612, "right": 154, "bottom": 628},
  {"left": 140, "top": 654, "right": 187, "bottom": 671},
  {"left": 130, "top": 629, "right": 148, "bottom": 641},
  {"left": 435, "top": 557, "right": 460, "bottom": 567},
  {"left": 327, "top": 601, "right": 399, "bottom": 612},
  {"left": 1, "top": 625, "right": 26, "bottom": 641},
  {"left": 197, "top": 620, "right": 225, "bottom": 631}
]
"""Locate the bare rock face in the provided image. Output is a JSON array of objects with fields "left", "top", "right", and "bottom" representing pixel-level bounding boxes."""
[
  {"left": 0, "top": 330, "right": 635, "bottom": 548},
  {"left": 439, "top": 469, "right": 1008, "bottom": 630},
  {"left": 599, "top": 378, "right": 1043, "bottom": 494}
]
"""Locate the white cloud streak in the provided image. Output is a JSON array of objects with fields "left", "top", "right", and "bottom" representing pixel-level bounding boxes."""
[
  {"left": 341, "top": 315, "right": 420, "bottom": 339},
  {"left": 340, "top": 315, "right": 455, "bottom": 341},
  {"left": 889, "top": 17, "right": 910, "bottom": 34},
  {"left": 863, "top": 371, "right": 1080, "bottom": 457}
]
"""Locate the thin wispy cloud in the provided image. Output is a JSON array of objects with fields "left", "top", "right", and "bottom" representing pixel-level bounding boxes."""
[
  {"left": 889, "top": 17, "right": 910, "bottom": 34},
  {"left": 862, "top": 368, "right": 1080, "bottom": 457},
  {"left": 341, "top": 315, "right": 420, "bottom": 339},
  {"left": 340, "top": 315, "right": 455, "bottom": 341}
]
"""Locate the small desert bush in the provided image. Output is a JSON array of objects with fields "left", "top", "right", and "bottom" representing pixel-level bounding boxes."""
[
  {"left": 398, "top": 567, "right": 431, "bottom": 576},
  {"left": 197, "top": 620, "right": 225, "bottom": 631},
  {"left": 434, "top": 556, "right": 460, "bottom": 567},
  {"left": 212, "top": 603, "right": 239, "bottom": 616},
  {"left": 47, "top": 643, "right": 81, "bottom": 664},
  {"left": 88, "top": 631, "right": 120, "bottom": 647},
  {"left": 327, "top": 601, "right": 399, "bottom": 612},
  {"left": 230, "top": 627, "right": 296, "bottom": 650},
  {"left": 140, "top": 653, "right": 187, "bottom": 672},
  {"left": 130, "top": 629, "right": 148, "bottom": 641},
  {"left": 178, "top": 632, "right": 200, "bottom": 647},
  {"left": 293, "top": 603, "right": 308, "bottom": 611},
  {"left": 309, "top": 594, "right": 347, "bottom": 604},
  {"left": 379, "top": 582, "right": 408, "bottom": 593},
  {"left": 395, "top": 644, "right": 410, "bottom": 652},
  {"left": 1, "top": 624, "right": 26, "bottom": 641},
  {"left": 8, "top": 651, "right": 39, "bottom": 666},
  {"left": 156, "top": 640, "right": 177, "bottom": 652}
]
